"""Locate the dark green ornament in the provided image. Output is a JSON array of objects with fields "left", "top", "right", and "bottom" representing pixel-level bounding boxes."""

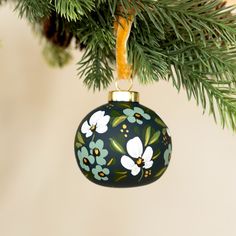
[{"left": 74, "top": 91, "right": 172, "bottom": 187}]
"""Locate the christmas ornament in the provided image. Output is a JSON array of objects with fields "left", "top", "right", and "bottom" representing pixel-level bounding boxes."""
[
  {"left": 74, "top": 90, "right": 172, "bottom": 187},
  {"left": 74, "top": 11, "right": 172, "bottom": 187}
]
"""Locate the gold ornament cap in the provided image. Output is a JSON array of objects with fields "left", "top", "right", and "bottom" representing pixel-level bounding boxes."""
[{"left": 108, "top": 90, "right": 139, "bottom": 102}]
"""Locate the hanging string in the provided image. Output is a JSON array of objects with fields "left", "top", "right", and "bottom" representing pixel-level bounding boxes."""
[{"left": 114, "top": 8, "right": 134, "bottom": 82}]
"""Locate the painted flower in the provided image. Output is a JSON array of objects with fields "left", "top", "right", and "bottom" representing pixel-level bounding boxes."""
[
  {"left": 81, "top": 110, "right": 110, "bottom": 138},
  {"left": 123, "top": 107, "right": 151, "bottom": 124},
  {"left": 164, "top": 144, "right": 172, "bottom": 166},
  {"left": 92, "top": 165, "right": 110, "bottom": 181},
  {"left": 121, "top": 137, "right": 153, "bottom": 176},
  {"left": 77, "top": 147, "right": 95, "bottom": 171},
  {"left": 89, "top": 139, "right": 108, "bottom": 165}
]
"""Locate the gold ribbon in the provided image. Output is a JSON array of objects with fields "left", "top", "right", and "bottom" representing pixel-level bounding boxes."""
[{"left": 114, "top": 9, "right": 134, "bottom": 81}]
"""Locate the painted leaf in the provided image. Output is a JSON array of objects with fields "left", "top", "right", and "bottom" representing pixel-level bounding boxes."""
[
  {"left": 154, "top": 167, "right": 167, "bottom": 178},
  {"left": 75, "top": 142, "right": 83, "bottom": 148},
  {"left": 118, "top": 103, "right": 131, "bottom": 108},
  {"left": 155, "top": 118, "right": 167, "bottom": 128},
  {"left": 107, "top": 158, "right": 115, "bottom": 166},
  {"left": 112, "top": 115, "right": 127, "bottom": 127},
  {"left": 109, "top": 138, "right": 126, "bottom": 154},
  {"left": 115, "top": 175, "right": 127, "bottom": 182},
  {"left": 149, "top": 131, "right": 161, "bottom": 145},
  {"left": 144, "top": 126, "right": 151, "bottom": 146},
  {"left": 152, "top": 150, "right": 161, "bottom": 160},
  {"left": 111, "top": 110, "right": 122, "bottom": 117},
  {"left": 77, "top": 132, "right": 85, "bottom": 144},
  {"left": 115, "top": 171, "right": 128, "bottom": 175},
  {"left": 162, "top": 128, "right": 167, "bottom": 135}
]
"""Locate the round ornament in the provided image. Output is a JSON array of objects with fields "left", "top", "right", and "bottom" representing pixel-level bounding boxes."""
[{"left": 74, "top": 91, "right": 172, "bottom": 187}]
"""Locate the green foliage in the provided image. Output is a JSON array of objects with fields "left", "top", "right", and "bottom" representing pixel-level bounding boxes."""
[
  {"left": 42, "top": 42, "right": 72, "bottom": 67},
  {"left": 75, "top": 3, "right": 115, "bottom": 90},
  {"left": 2, "top": 0, "right": 236, "bottom": 131},
  {"left": 165, "top": 40, "right": 236, "bottom": 131},
  {"left": 54, "top": 0, "right": 94, "bottom": 21},
  {"left": 109, "top": 138, "right": 126, "bottom": 154},
  {"left": 112, "top": 115, "right": 127, "bottom": 127},
  {"left": 78, "top": 47, "right": 114, "bottom": 90},
  {"left": 15, "top": 0, "right": 52, "bottom": 21}
]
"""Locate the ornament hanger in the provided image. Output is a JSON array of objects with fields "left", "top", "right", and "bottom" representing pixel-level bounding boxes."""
[
  {"left": 115, "top": 78, "right": 133, "bottom": 91},
  {"left": 115, "top": 6, "right": 134, "bottom": 91}
]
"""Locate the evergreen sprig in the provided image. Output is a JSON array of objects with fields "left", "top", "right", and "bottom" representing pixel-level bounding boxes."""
[
  {"left": 15, "top": 0, "right": 52, "bottom": 22},
  {"left": 2, "top": 0, "right": 236, "bottom": 131},
  {"left": 54, "top": 0, "right": 94, "bottom": 21}
]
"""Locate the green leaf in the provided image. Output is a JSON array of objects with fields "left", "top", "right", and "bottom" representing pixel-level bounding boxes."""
[
  {"left": 115, "top": 171, "right": 128, "bottom": 175},
  {"left": 144, "top": 126, "right": 152, "bottom": 146},
  {"left": 107, "top": 158, "right": 115, "bottom": 166},
  {"left": 118, "top": 103, "right": 131, "bottom": 108},
  {"left": 155, "top": 118, "right": 167, "bottom": 128},
  {"left": 152, "top": 150, "right": 161, "bottom": 160},
  {"left": 77, "top": 132, "right": 85, "bottom": 144},
  {"left": 109, "top": 138, "right": 126, "bottom": 154},
  {"left": 112, "top": 115, "right": 127, "bottom": 127},
  {"left": 115, "top": 175, "right": 127, "bottom": 182},
  {"left": 149, "top": 131, "right": 161, "bottom": 145},
  {"left": 75, "top": 142, "right": 83, "bottom": 149},
  {"left": 110, "top": 110, "right": 122, "bottom": 117},
  {"left": 154, "top": 167, "right": 167, "bottom": 178}
]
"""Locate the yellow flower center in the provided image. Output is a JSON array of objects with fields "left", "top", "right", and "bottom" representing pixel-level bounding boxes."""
[
  {"left": 90, "top": 125, "right": 96, "bottom": 131},
  {"left": 136, "top": 157, "right": 144, "bottom": 167},
  {"left": 83, "top": 158, "right": 90, "bottom": 166},
  {"left": 93, "top": 148, "right": 100, "bottom": 157},
  {"left": 98, "top": 171, "right": 105, "bottom": 177},
  {"left": 134, "top": 113, "right": 143, "bottom": 120}
]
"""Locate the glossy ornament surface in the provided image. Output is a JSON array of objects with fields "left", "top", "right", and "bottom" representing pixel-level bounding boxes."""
[{"left": 74, "top": 91, "right": 172, "bottom": 187}]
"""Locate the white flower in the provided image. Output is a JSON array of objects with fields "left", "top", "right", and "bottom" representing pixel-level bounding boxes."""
[
  {"left": 121, "top": 137, "right": 153, "bottom": 176},
  {"left": 81, "top": 110, "right": 110, "bottom": 138}
]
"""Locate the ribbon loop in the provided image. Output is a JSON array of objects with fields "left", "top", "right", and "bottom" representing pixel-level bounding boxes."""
[{"left": 115, "top": 9, "right": 134, "bottom": 82}]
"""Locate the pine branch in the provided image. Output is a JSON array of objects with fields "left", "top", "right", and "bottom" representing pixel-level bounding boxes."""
[
  {"left": 200, "top": 80, "right": 236, "bottom": 130},
  {"left": 74, "top": 2, "right": 116, "bottom": 89},
  {"left": 140, "top": 0, "right": 236, "bottom": 45},
  {"left": 54, "top": 0, "right": 95, "bottom": 21},
  {"left": 169, "top": 56, "right": 236, "bottom": 131},
  {"left": 164, "top": 40, "right": 236, "bottom": 84},
  {"left": 78, "top": 48, "right": 114, "bottom": 91},
  {"left": 15, "top": 0, "right": 52, "bottom": 22},
  {"left": 129, "top": 37, "right": 168, "bottom": 83}
]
